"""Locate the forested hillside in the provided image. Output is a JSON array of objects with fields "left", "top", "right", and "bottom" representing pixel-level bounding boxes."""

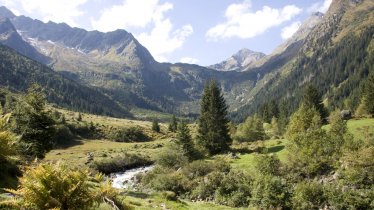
[
  {"left": 0, "top": 45, "right": 131, "bottom": 117},
  {"left": 233, "top": 0, "right": 374, "bottom": 122}
]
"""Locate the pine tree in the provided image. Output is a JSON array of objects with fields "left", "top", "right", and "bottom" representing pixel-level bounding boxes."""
[
  {"left": 152, "top": 118, "right": 160, "bottom": 133},
  {"left": 362, "top": 72, "right": 374, "bottom": 115},
  {"left": 302, "top": 85, "right": 328, "bottom": 121},
  {"left": 197, "top": 80, "right": 231, "bottom": 155},
  {"left": 176, "top": 121, "right": 194, "bottom": 159},
  {"left": 168, "top": 115, "right": 178, "bottom": 132},
  {"left": 11, "top": 84, "right": 56, "bottom": 158}
]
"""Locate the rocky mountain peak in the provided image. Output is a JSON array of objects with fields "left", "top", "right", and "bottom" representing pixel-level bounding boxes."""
[
  {"left": 209, "top": 48, "right": 265, "bottom": 71},
  {"left": 0, "top": 6, "right": 16, "bottom": 19}
]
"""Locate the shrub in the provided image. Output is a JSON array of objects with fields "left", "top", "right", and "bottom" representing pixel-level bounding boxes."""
[
  {"left": 291, "top": 181, "right": 326, "bottom": 210},
  {"left": 53, "top": 124, "right": 74, "bottom": 146},
  {"left": 114, "top": 126, "right": 150, "bottom": 142},
  {"left": 156, "top": 143, "right": 188, "bottom": 169},
  {"left": 215, "top": 170, "right": 252, "bottom": 207},
  {"left": 162, "top": 191, "right": 177, "bottom": 201},
  {"left": 254, "top": 154, "right": 281, "bottom": 176},
  {"left": 147, "top": 171, "right": 188, "bottom": 195},
  {"left": 191, "top": 171, "right": 224, "bottom": 201},
  {"left": 250, "top": 175, "right": 290, "bottom": 209},
  {"left": 4, "top": 163, "right": 96, "bottom": 210},
  {"left": 235, "top": 115, "right": 265, "bottom": 142},
  {"left": 182, "top": 160, "right": 214, "bottom": 179},
  {"left": 92, "top": 153, "right": 152, "bottom": 174}
]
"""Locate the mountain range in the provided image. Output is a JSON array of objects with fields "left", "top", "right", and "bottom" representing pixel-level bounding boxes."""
[{"left": 0, "top": 0, "right": 372, "bottom": 122}]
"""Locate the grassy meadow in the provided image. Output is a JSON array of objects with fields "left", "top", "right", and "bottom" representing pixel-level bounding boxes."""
[{"left": 40, "top": 107, "right": 374, "bottom": 210}]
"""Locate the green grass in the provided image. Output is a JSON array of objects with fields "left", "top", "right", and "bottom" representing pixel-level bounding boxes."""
[
  {"left": 346, "top": 118, "right": 374, "bottom": 140},
  {"left": 230, "top": 138, "right": 288, "bottom": 173},
  {"left": 120, "top": 192, "right": 247, "bottom": 210}
]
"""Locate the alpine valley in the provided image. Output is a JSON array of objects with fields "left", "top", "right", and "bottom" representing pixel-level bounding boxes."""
[
  {"left": 0, "top": 0, "right": 374, "bottom": 209},
  {"left": 0, "top": 0, "right": 372, "bottom": 122}
]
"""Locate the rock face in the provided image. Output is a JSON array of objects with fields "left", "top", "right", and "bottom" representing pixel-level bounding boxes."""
[
  {"left": 209, "top": 48, "right": 265, "bottom": 71},
  {"left": 0, "top": 16, "right": 50, "bottom": 64}
]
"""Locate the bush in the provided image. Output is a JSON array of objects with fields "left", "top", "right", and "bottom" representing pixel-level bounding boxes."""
[
  {"left": 114, "top": 126, "right": 150, "bottom": 142},
  {"left": 92, "top": 153, "right": 152, "bottom": 174},
  {"left": 162, "top": 191, "right": 177, "bottom": 201},
  {"left": 53, "top": 124, "right": 74, "bottom": 146},
  {"left": 235, "top": 115, "right": 265, "bottom": 142},
  {"left": 3, "top": 163, "right": 96, "bottom": 210},
  {"left": 182, "top": 160, "right": 214, "bottom": 179},
  {"left": 215, "top": 170, "right": 252, "bottom": 207},
  {"left": 156, "top": 143, "right": 188, "bottom": 169},
  {"left": 254, "top": 154, "right": 281, "bottom": 176},
  {"left": 191, "top": 171, "right": 224, "bottom": 201},
  {"left": 147, "top": 171, "right": 189, "bottom": 195},
  {"left": 291, "top": 181, "right": 326, "bottom": 210},
  {"left": 68, "top": 122, "right": 97, "bottom": 139},
  {"left": 250, "top": 175, "right": 290, "bottom": 209}
]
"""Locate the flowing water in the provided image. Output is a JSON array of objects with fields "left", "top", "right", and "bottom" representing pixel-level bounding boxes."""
[{"left": 111, "top": 165, "right": 154, "bottom": 189}]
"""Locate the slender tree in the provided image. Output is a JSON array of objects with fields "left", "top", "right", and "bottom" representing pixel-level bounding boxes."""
[
  {"left": 168, "top": 115, "right": 178, "bottom": 132},
  {"left": 176, "top": 121, "right": 194, "bottom": 159},
  {"left": 197, "top": 80, "right": 231, "bottom": 155},
  {"left": 152, "top": 118, "right": 160, "bottom": 133}
]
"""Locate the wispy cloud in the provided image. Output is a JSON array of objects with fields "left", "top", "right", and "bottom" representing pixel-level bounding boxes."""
[
  {"left": 281, "top": 21, "right": 301, "bottom": 40},
  {"left": 307, "top": 0, "right": 332, "bottom": 13},
  {"left": 92, "top": 0, "right": 193, "bottom": 62},
  {"left": 206, "top": 0, "right": 302, "bottom": 41},
  {"left": 180, "top": 57, "right": 199, "bottom": 64},
  {"left": 0, "top": 0, "right": 88, "bottom": 27}
]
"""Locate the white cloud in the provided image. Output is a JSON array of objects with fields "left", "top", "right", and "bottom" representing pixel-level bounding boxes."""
[
  {"left": 206, "top": 0, "right": 302, "bottom": 40},
  {"left": 137, "top": 23, "right": 193, "bottom": 62},
  {"left": 281, "top": 21, "right": 301, "bottom": 40},
  {"left": 0, "top": 0, "right": 88, "bottom": 27},
  {"left": 308, "top": 0, "right": 332, "bottom": 13},
  {"left": 92, "top": 0, "right": 193, "bottom": 62},
  {"left": 91, "top": 0, "right": 172, "bottom": 32},
  {"left": 180, "top": 57, "right": 199, "bottom": 64}
]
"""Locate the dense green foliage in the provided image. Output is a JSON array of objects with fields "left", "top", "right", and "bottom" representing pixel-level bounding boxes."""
[
  {"left": 302, "top": 85, "right": 328, "bottom": 121},
  {"left": 234, "top": 115, "right": 265, "bottom": 142},
  {"left": 197, "top": 80, "right": 231, "bottom": 155},
  {"left": 2, "top": 163, "right": 127, "bottom": 210},
  {"left": 113, "top": 126, "right": 150, "bottom": 142},
  {"left": 175, "top": 121, "right": 195, "bottom": 160},
  {"left": 362, "top": 72, "right": 374, "bottom": 115},
  {"left": 0, "top": 114, "right": 20, "bottom": 188},
  {"left": 152, "top": 119, "right": 160, "bottom": 133},
  {"left": 10, "top": 85, "right": 56, "bottom": 158}
]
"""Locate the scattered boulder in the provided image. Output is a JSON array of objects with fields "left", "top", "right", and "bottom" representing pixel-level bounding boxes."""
[{"left": 340, "top": 110, "right": 352, "bottom": 120}]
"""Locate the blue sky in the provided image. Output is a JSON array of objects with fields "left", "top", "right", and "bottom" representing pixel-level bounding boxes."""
[{"left": 0, "top": 0, "right": 332, "bottom": 65}]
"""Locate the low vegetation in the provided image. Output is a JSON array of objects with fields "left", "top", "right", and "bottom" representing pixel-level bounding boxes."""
[{"left": 92, "top": 153, "right": 153, "bottom": 174}]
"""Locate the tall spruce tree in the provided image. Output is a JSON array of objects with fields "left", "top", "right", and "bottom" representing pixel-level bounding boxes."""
[
  {"left": 11, "top": 84, "right": 55, "bottom": 158},
  {"left": 197, "top": 80, "right": 231, "bottom": 155},
  {"left": 302, "top": 85, "right": 328, "bottom": 121},
  {"left": 362, "top": 72, "right": 374, "bottom": 115}
]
